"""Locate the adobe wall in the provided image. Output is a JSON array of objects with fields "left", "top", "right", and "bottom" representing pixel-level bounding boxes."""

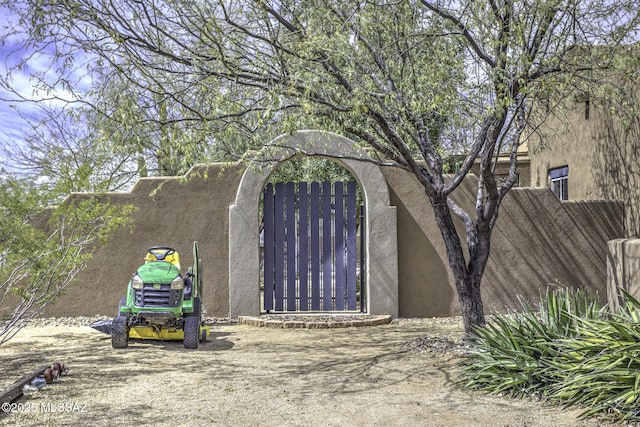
[
  {"left": 383, "top": 167, "right": 624, "bottom": 317},
  {"left": 528, "top": 86, "right": 640, "bottom": 237},
  {"left": 38, "top": 155, "right": 623, "bottom": 318},
  {"left": 41, "top": 162, "right": 245, "bottom": 318},
  {"left": 607, "top": 239, "right": 640, "bottom": 312},
  {"left": 528, "top": 99, "right": 598, "bottom": 197}
]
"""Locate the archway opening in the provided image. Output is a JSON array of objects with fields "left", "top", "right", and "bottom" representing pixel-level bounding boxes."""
[
  {"left": 228, "top": 130, "right": 398, "bottom": 318},
  {"left": 259, "top": 157, "right": 366, "bottom": 313}
]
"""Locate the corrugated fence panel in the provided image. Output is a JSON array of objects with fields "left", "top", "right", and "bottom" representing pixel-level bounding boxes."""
[
  {"left": 285, "top": 182, "right": 297, "bottom": 311},
  {"left": 274, "top": 182, "right": 285, "bottom": 311},
  {"left": 334, "top": 182, "right": 345, "bottom": 310},
  {"left": 310, "top": 182, "right": 321, "bottom": 311},
  {"left": 322, "top": 181, "right": 333, "bottom": 310}
]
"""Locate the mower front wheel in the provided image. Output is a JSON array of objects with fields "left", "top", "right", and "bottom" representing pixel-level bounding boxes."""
[
  {"left": 183, "top": 316, "right": 200, "bottom": 349},
  {"left": 111, "top": 316, "right": 129, "bottom": 349},
  {"left": 117, "top": 297, "right": 127, "bottom": 317}
]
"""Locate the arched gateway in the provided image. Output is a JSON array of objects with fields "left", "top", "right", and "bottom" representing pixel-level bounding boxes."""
[{"left": 229, "top": 130, "right": 398, "bottom": 317}]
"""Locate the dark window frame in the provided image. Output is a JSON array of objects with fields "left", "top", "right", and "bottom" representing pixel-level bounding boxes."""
[{"left": 549, "top": 166, "right": 569, "bottom": 200}]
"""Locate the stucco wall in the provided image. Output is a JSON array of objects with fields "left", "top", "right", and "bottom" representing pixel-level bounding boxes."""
[
  {"left": 528, "top": 85, "right": 640, "bottom": 237},
  {"left": 529, "top": 100, "right": 599, "bottom": 198},
  {"left": 383, "top": 167, "right": 624, "bottom": 317},
  {"left": 36, "top": 151, "right": 623, "bottom": 318},
  {"left": 41, "top": 162, "right": 244, "bottom": 318},
  {"left": 607, "top": 239, "right": 640, "bottom": 313}
]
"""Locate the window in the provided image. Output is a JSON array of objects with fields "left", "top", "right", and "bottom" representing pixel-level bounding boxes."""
[{"left": 549, "top": 166, "right": 568, "bottom": 200}]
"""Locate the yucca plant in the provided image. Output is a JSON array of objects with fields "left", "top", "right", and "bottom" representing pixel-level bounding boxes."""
[
  {"left": 460, "top": 288, "right": 602, "bottom": 397},
  {"left": 545, "top": 292, "right": 640, "bottom": 421},
  {"left": 458, "top": 288, "right": 640, "bottom": 422},
  {"left": 460, "top": 314, "right": 550, "bottom": 397},
  {"left": 547, "top": 336, "right": 640, "bottom": 421}
]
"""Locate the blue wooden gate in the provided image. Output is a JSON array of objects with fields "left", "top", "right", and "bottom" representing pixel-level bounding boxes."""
[{"left": 262, "top": 181, "right": 364, "bottom": 312}]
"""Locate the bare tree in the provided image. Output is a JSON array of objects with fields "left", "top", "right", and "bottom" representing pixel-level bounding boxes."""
[{"left": 1, "top": 0, "right": 638, "bottom": 333}]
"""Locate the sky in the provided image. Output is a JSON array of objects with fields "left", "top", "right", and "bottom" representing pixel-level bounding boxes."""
[
  {"left": 0, "top": 6, "right": 90, "bottom": 157},
  {"left": 2, "top": 2, "right": 639, "bottom": 163},
  {"left": 0, "top": 76, "right": 46, "bottom": 152},
  {"left": 0, "top": 8, "right": 44, "bottom": 154}
]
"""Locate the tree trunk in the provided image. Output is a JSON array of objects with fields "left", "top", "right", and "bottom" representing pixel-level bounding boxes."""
[
  {"left": 456, "top": 269, "right": 486, "bottom": 336},
  {"left": 431, "top": 197, "right": 488, "bottom": 336}
]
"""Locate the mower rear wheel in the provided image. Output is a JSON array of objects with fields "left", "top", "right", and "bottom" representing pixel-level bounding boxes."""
[
  {"left": 111, "top": 316, "right": 129, "bottom": 349},
  {"left": 183, "top": 316, "right": 200, "bottom": 349}
]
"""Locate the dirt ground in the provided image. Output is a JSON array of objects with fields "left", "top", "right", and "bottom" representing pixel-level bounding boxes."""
[{"left": 1, "top": 318, "right": 605, "bottom": 427}]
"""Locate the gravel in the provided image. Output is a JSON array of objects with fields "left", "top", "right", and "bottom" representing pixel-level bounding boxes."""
[
  {"left": 0, "top": 316, "right": 603, "bottom": 427},
  {"left": 17, "top": 316, "right": 239, "bottom": 328},
  {"left": 9, "top": 315, "right": 470, "bottom": 357},
  {"left": 403, "top": 334, "right": 470, "bottom": 356},
  {"left": 15, "top": 315, "right": 463, "bottom": 329}
]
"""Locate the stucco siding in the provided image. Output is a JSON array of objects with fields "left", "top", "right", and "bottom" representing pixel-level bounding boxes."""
[{"left": 33, "top": 152, "right": 622, "bottom": 318}]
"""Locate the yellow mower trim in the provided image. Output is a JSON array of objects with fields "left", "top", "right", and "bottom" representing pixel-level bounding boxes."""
[{"left": 129, "top": 325, "right": 210, "bottom": 341}]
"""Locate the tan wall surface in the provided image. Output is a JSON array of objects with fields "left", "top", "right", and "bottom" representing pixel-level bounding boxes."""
[
  {"left": 529, "top": 102, "right": 599, "bottom": 198},
  {"left": 383, "top": 167, "right": 624, "bottom": 316},
  {"left": 528, "top": 86, "right": 640, "bottom": 236},
  {"left": 36, "top": 157, "right": 623, "bottom": 318},
  {"left": 607, "top": 239, "right": 640, "bottom": 312},
  {"left": 42, "top": 162, "right": 245, "bottom": 318}
]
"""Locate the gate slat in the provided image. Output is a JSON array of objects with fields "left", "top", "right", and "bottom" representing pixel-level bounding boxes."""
[
  {"left": 322, "top": 182, "right": 333, "bottom": 310},
  {"left": 286, "top": 182, "right": 297, "bottom": 311},
  {"left": 263, "top": 183, "right": 274, "bottom": 312},
  {"left": 359, "top": 204, "right": 366, "bottom": 313},
  {"left": 334, "top": 182, "right": 345, "bottom": 310},
  {"left": 298, "top": 182, "right": 309, "bottom": 311},
  {"left": 274, "top": 182, "right": 285, "bottom": 311},
  {"left": 310, "top": 182, "right": 321, "bottom": 310},
  {"left": 346, "top": 182, "right": 357, "bottom": 310}
]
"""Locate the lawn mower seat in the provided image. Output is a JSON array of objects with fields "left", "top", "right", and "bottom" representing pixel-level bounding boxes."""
[{"left": 144, "top": 247, "right": 181, "bottom": 270}]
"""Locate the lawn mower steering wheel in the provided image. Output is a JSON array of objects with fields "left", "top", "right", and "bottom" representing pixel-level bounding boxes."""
[{"left": 147, "top": 246, "right": 176, "bottom": 261}]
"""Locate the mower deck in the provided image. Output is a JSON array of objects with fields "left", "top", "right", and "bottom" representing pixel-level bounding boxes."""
[{"left": 129, "top": 324, "right": 210, "bottom": 341}]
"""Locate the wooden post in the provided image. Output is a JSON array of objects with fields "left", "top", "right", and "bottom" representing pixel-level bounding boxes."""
[{"left": 0, "top": 366, "right": 48, "bottom": 404}]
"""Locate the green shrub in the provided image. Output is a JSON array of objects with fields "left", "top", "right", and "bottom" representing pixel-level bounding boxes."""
[{"left": 459, "top": 288, "right": 640, "bottom": 422}]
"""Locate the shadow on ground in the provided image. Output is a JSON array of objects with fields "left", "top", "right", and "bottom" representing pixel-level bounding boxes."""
[{"left": 0, "top": 320, "right": 602, "bottom": 427}]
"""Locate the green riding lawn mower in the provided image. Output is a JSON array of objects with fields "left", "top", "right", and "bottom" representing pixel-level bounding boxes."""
[{"left": 110, "top": 241, "right": 209, "bottom": 349}]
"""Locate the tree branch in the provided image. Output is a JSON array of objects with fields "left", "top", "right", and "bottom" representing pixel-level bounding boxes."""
[{"left": 420, "top": 0, "right": 496, "bottom": 68}]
